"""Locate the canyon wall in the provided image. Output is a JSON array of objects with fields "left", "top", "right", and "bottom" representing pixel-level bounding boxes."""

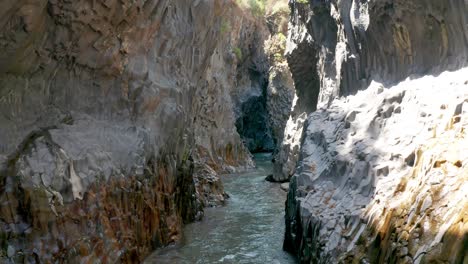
[
  {"left": 283, "top": 0, "right": 468, "bottom": 263},
  {"left": 234, "top": 0, "right": 296, "bottom": 155},
  {"left": 274, "top": 0, "right": 468, "bottom": 182},
  {"left": 263, "top": 1, "right": 297, "bottom": 182},
  {"left": 0, "top": 0, "right": 274, "bottom": 262}
]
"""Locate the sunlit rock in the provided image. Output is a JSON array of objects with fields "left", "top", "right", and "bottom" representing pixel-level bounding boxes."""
[
  {"left": 283, "top": 0, "right": 468, "bottom": 262},
  {"left": 285, "top": 68, "right": 468, "bottom": 263}
]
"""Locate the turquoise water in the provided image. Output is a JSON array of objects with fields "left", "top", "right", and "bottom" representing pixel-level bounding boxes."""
[{"left": 144, "top": 153, "right": 297, "bottom": 264}]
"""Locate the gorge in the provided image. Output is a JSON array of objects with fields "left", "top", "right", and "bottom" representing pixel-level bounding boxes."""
[{"left": 0, "top": 0, "right": 467, "bottom": 263}]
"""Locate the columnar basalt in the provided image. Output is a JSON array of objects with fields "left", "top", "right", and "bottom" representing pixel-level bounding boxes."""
[
  {"left": 285, "top": 72, "right": 468, "bottom": 263},
  {"left": 275, "top": 0, "right": 468, "bottom": 183},
  {"left": 231, "top": 16, "right": 275, "bottom": 153},
  {"left": 0, "top": 0, "right": 274, "bottom": 262},
  {"left": 283, "top": 0, "right": 468, "bottom": 263}
]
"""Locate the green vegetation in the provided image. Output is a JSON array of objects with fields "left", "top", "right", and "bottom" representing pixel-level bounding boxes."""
[
  {"left": 232, "top": 47, "right": 243, "bottom": 60},
  {"left": 267, "top": 32, "right": 287, "bottom": 63},
  {"left": 296, "top": 0, "right": 309, "bottom": 4},
  {"left": 271, "top": 2, "right": 289, "bottom": 15},
  {"left": 277, "top": 32, "right": 287, "bottom": 43},
  {"left": 273, "top": 52, "right": 283, "bottom": 62},
  {"left": 248, "top": 0, "right": 266, "bottom": 17},
  {"left": 236, "top": 0, "right": 267, "bottom": 17},
  {"left": 220, "top": 19, "right": 231, "bottom": 35}
]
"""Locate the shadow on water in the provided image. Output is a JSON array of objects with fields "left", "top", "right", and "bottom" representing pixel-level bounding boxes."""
[{"left": 144, "top": 153, "right": 297, "bottom": 264}]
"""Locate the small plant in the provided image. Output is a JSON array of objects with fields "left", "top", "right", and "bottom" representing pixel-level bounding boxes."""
[
  {"left": 270, "top": 1, "right": 289, "bottom": 15},
  {"left": 266, "top": 32, "right": 287, "bottom": 62},
  {"left": 273, "top": 52, "right": 283, "bottom": 62},
  {"left": 220, "top": 19, "right": 231, "bottom": 35},
  {"left": 277, "top": 32, "right": 287, "bottom": 42},
  {"left": 248, "top": 0, "right": 266, "bottom": 17},
  {"left": 232, "top": 47, "right": 243, "bottom": 60}
]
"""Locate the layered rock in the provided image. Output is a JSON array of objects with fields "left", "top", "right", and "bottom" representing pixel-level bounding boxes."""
[
  {"left": 285, "top": 69, "right": 468, "bottom": 263},
  {"left": 287, "top": 0, "right": 468, "bottom": 106},
  {"left": 275, "top": 0, "right": 468, "bottom": 182},
  {"left": 0, "top": 0, "right": 268, "bottom": 262},
  {"left": 283, "top": 0, "right": 468, "bottom": 263},
  {"left": 234, "top": 0, "right": 298, "bottom": 156}
]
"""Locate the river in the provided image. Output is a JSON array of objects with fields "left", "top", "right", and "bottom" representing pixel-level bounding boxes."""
[{"left": 144, "top": 153, "right": 297, "bottom": 264}]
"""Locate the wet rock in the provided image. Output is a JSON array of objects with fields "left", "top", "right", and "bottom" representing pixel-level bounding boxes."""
[
  {"left": 265, "top": 174, "right": 275, "bottom": 182},
  {"left": 235, "top": 95, "right": 275, "bottom": 152},
  {"left": 193, "top": 162, "right": 228, "bottom": 208}
]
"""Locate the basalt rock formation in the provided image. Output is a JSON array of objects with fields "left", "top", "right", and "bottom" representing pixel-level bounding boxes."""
[
  {"left": 230, "top": 9, "right": 275, "bottom": 153},
  {"left": 0, "top": 0, "right": 280, "bottom": 262},
  {"left": 283, "top": 0, "right": 468, "bottom": 263},
  {"left": 275, "top": 0, "right": 468, "bottom": 183},
  {"left": 263, "top": 1, "right": 297, "bottom": 182},
  {"left": 2, "top": 0, "right": 466, "bottom": 263},
  {"left": 285, "top": 72, "right": 468, "bottom": 263}
]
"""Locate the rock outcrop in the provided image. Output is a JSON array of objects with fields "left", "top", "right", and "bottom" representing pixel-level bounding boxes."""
[
  {"left": 283, "top": 0, "right": 468, "bottom": 263},
  {"left": 285, "top": 70, "right": 468, "bottom": 263},
  {"left": 287, "top": 0, "right": 467, "bottom": 106},
  {"left": 0, "top": 0, "right": 275, "bottom": 262},
  {"left": 264, "top": 1, "right": 295, "bottom": 149},
  {"left": 261, "top": 0, "right": 299, "bottom": 182},
  {"left": 229, "top": 1, "right": 274, "bottom": 153},
  {"left": 275, "top": 0, "right": 468, "bottom": 183}
]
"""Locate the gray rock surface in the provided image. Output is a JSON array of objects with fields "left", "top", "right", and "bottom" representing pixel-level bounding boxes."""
[
  {"left": 262, "top": 0, "right": 298, "bottom": 182},
  {"left": 283, "top": 0, "right": 468, "bottom": 263},
  {"left": 267, "top": 63, "right": 295, "bottom": 151},
  {"left": 231, "top": 19, "right": 275, "bottom": 153},
  {"left": 285, "top": 70, "right": 468, "bottom": 263},
  {"left": 287, "top": 0, "right": 468, "bottom": 107},
  {"left": 0, "top": 1, "right": 273, "bottom": 262},
  {"left": 276, "top": 0, "right": 468, "bottom": 183}
]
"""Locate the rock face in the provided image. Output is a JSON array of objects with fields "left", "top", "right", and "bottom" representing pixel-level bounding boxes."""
[
  {"left": 283, "top": 0, "right": 468, "bottom": 263},
  {"left": 231, "top": 16, "right": 275, "bottom": 153},
  {"left": 261, "top": 0, "right": 298, "bottom": 182},
  {"left": 287, "top": 0, "right": 468, "bottom": 106},
  {"left": 275, "top": 0, "right": 468, "bottom": 183},
  {"left": 233, "top": 0, "right": 298, "bottom": 156},
  {"left": 285, "top": 71, "right": 468, "bottom": 263},
  {"left": 0, "top": 0, "right": 273, "bottom": 262}
]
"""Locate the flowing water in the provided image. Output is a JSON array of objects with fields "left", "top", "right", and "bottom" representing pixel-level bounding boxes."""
[{"left": 144, "top": 153, "right": 297, "bottom": 264}]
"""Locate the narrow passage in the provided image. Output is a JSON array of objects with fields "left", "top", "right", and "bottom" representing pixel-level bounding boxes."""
[{"left": 145, "top": 153, "right": 296, "bottom": 263}]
